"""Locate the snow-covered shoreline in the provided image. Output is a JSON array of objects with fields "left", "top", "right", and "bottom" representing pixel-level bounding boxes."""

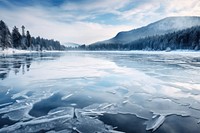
[
  {"left": 68, "top": 50, "right": 200, "bottom": 54},
  {"left": 0, "top": 48, "right": 65, "bottom": 56},
  {"left": 0, "top": 48, "right": 36, "bottom": 55},
  {"left": 1, "top": 48, "right": 200, "bottom": 56}
]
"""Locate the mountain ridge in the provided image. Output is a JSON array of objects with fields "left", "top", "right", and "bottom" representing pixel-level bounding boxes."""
[
  {"left": 91, "top": 16, "right": 200, "bottom": 45},
  {"left": 87, "top": 25, "right": 200, "bottom": 51}
]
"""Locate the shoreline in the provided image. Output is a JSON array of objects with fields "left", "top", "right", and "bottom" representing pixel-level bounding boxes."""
[{"left": 0, "top": 48, "right": 65, "bottom": 56}]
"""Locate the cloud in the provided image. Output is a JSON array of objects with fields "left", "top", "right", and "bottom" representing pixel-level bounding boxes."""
[
  {"left": 59, "top": 0, "right": 131, "bottom": 24},
  {"left": 113, "top": 0, "right": 200, "bottom": 27},
  {"left": 164, "top": 0, "right": 200, "bottom": 16},
  {"left": 0, "top": 5, "right": 132, "bottom": 44},
  {"left": 0, "top": 0, "right": 199, "bottom": 44},
  {"left": 61, "top": 0, "right": 130, "bottom": 13},
  {"left": 116, "top": 1, "right": 162, "bottom": 26}
]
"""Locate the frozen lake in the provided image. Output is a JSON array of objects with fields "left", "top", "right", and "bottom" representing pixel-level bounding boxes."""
[{"left": 0, "top": 51, "right": 200, "bottom": 133}]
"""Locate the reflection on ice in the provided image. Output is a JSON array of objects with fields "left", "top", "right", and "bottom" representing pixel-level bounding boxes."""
[{"left": 0, "top": 51, "right": 200, "bottom": 132}]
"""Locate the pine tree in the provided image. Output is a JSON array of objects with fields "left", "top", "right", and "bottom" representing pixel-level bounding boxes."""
[
  {"left": 26, "top": 30, "right": 31, "bottom": 48},
  {"left": 0, "top": 20, "right": 11, "bottom": 50},
  {"left": 11, "top": 26, "right": 22, "bottom": 48}
]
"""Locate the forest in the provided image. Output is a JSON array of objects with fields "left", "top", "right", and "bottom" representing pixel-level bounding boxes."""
[
  {"left": 2, "top": 19, "right": 200, "bottom": 51},
  {"left": 0, "top": 20, "right": 65, "bottom": 51}
]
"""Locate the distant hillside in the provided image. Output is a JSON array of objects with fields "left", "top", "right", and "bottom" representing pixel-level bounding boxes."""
[
  {"left": 87, "top": 26, "right": 200, "bottom": 51},
  {"left": 64, "top": 42, "right": 80, "bottom": 48},
  {"left": 92, "top": 16, "right": 200, "bottom": 45}
]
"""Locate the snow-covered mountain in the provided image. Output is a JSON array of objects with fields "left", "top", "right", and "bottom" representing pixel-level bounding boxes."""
[{"left": 92, "top": 16, "right": 200, "bottom": 45}]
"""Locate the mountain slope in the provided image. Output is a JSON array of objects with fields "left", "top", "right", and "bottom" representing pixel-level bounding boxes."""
[
  {"left": 87, "top": 26, "right": 200, "bottom": 51},
  {"left": 92, "top": 16, "right": 200, "bottom": 45}
]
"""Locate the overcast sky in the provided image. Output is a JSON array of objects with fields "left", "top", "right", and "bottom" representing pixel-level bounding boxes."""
[{"left": 0, "top": 0, "right": 199, "bottom": 44}]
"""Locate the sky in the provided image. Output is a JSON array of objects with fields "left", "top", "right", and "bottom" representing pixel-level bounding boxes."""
[{"left": 0, "top": 0, "right": 199, "bottom": 45}]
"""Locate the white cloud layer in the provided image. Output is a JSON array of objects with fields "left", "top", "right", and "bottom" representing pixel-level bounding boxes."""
[
  {"left": 0, "top": 0, "right": 199, "bottom": 44},
  {"left": 0, "top": 6, "right": 132, "bottom": 44}
]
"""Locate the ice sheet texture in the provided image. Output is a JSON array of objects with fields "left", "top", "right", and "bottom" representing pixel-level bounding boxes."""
[{"left": 0, "top": 51, "right": 200, "bottom": 132}]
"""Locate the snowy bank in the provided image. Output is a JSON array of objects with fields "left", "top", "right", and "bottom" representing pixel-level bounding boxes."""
[
  {"left": 0, "top": 48, "right": 36, "bottom": 55},
  {"left": 0, "top": 48, "right": 65, "bottom": 56}
]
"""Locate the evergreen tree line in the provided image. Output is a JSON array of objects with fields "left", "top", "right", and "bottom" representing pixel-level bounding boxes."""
[
  {"left": 0, "top": 20, "right": 65, "bottom": 51},
  {"left": 86, "top": 26, "right": 200, "bottom": 51}
]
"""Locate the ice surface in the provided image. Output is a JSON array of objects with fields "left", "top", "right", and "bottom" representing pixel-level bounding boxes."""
[
  {"left": 46, "top": 129, "right": 72, "bottom": 133},
  {"left": 108, "top": 130, "right": 126, "bottom": 133},
  {"left": 145, "top": 115, "right": 165, "bottom": 131},
  {"left": 61, "top": 93, "right": 73, "bottom": 100},
  {"left": 122, "top": 100, "right": 128, "bottom": 104},
  {"left": 74, "top": 115, "right": 111, "bottom": 133},
  {"left": 189, "top": 101, "right": 200, "bottom": 111},
  {"left": 0, "top": 51, "right": 200, "bottom": 132},
  {"left": 0, "top": 102, "right": 13, "bottom": 107},
  {"left": 2, "top": 106, "right": 33, "bottom": 121},
  {"left": 0, "top": 106, "right": 113, "bottom": 133}
]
